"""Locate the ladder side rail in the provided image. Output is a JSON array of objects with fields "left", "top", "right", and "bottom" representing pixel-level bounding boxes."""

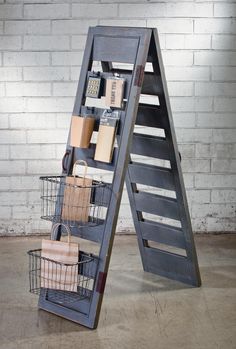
[{"left": 151, "top": 29, "right": 201, "bottom": 286}]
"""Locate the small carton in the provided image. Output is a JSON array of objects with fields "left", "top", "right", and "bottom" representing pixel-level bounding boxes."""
[
  {"left": 94, "top": 111, "right": 120, "bottom": 163},
  {"left": 70, "top": 115, "right": 95, "bottom": 148},
  {"left": 105, "top": 77, "right": 125, "bottom": 108}
]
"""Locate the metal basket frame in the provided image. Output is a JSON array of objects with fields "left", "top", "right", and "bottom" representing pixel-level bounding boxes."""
[
  {"left": 28, "top": 249, "right": 98, "bottom": 304},
  {"left": 40, "top": 175, "right": 108, "bottom": 228}
]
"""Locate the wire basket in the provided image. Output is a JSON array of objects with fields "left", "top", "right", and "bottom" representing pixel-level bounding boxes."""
[
  {"left": 28, "top": 249, "right": 98, "bottom": 304},
  {"left": 40, "top": 175, "right": 108, "bottom": 228}
]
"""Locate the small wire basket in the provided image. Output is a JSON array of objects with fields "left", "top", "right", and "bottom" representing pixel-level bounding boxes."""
[
  {"left": 28, "top": 249, "right": 98, "bottom": 304},
  {"left": 40, "top": 161, "right": 108, "bottom": 228}
]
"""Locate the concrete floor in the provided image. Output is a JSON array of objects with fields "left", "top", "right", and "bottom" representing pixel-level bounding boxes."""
[{"left": 0, "top": 234, "right": 235, "bottom": 349}]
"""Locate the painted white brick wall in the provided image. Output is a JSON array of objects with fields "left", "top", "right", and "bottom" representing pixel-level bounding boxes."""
[{"left": 0, "top": 0, "right": 235, "bottom": 235}]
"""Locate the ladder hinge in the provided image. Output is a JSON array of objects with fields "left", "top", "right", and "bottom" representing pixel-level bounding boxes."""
[
  {"left": 134, "top": 65, "right": 145, "bottom": 87},
  {"left": 96, "top": 272, "right": 107, "bottom": 294}
]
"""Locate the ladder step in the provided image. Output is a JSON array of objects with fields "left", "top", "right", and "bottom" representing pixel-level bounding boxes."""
[
  {"left": 144, "top": 247, "right": 193, "bottom": 284},
  {"left": 70, "top": 222, "right": 105, "bottom": 243},
  {"left": 134, "top": 191, "right": 180, "bottom": 220},
  {"left": 140, "top": 220, "right": 185, "bottom": 249},
  {"left": 129, "top": 162, "right": 175, "bottom": 190},
  {"left": 136, "top": 104, "right": 166, "bottom": 128},
  {"left": 131, "top": 133, "right": 170, "bottom": 160},
  {"left": 74, "top": 146, "right": 117, "bottom": 172},
  {"left": 142, "top": 73, "right": 163, "bottom": 95}
]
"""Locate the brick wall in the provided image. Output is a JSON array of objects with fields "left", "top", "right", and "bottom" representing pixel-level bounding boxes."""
[{"left": 0, "top": 0, "right": 235, "bottom": 235}]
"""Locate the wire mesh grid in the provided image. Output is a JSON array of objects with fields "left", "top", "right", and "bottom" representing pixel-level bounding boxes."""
[
  {"left": 28, "top": 249, "right": 98, "bottom": 304},
  {"left": 40, "top": 176, "right": 108, "bottom": 228}
]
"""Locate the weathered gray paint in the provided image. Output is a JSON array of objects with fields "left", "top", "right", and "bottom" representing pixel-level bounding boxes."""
[{"left": 38, "top": 26, "right": 201, "bottom": 329}]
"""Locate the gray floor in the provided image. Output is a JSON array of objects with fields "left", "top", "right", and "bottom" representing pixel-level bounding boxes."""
[{"left": 0, "top": 234, "right": 235, "bottom": 349}]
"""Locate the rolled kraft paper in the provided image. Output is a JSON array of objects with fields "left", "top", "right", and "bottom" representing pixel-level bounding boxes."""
[{"left": 70, "top": 115, "right": 95, "bottom": 148}]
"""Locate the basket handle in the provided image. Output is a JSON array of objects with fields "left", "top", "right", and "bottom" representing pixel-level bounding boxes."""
[
  {"left": 72, "top": 160, "right": 88, "bottom": 183},
  {"left": 51, "top": 223, "right": 71, "bottom": 243}
]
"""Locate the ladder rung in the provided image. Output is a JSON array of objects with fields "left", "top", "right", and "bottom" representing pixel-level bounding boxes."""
[
  {"left": 110, "top": 68, "right": 132, "bottom": 76},
  {"left": 129, "top": 162, "right": 175, "bottom": 190},
  {"left": 136, "top": 104, "right": 166, "bottom": 128},
  {"left": 144, "top": 247, "right": 193, "bottom": 284},
  {"left": 71, "top": 222, "right": 105, "bottom": 243},
  {"left": 142, "top": 73, "right": 163, "bottom": 95},
  {"left": 134, "top": 191, "right": 180, "bottom": 220},
  {"left": 140, "top": 220, "right": 185, "bottom": 249},
  {"left": 131, "top": 133, "right": 170, "bottom": 160},
  {"left": 74, "top": 146, "right": 117, "bottom": 172}
]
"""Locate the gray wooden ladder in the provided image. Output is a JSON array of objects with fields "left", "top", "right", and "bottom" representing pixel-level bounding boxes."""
[{"left": 38, "top": 26, "right": 201, "bottom": 329}]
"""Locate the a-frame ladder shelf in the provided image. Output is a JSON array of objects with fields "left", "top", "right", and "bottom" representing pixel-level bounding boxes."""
[{"left": 38, "top": 26, "right": 201, "bottom": 329}]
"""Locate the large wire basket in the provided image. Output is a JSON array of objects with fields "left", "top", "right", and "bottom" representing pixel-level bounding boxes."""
[
  {"left": 40, "top": 175, "right": 108, "bottom": 228},
  {"left": 28, "top": 249, "right": 98, "bottom": 304}
]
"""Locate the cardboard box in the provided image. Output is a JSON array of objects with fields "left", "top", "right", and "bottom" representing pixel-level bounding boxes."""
[
  {"left": 105, "top": 77, "right": 125, "bottom": 108},
  {"left": 70, "top": 115, "right": 95, "bottom": 148},
  {"left": 94, "top": 114, "right": 119, "bottom": 163}
]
